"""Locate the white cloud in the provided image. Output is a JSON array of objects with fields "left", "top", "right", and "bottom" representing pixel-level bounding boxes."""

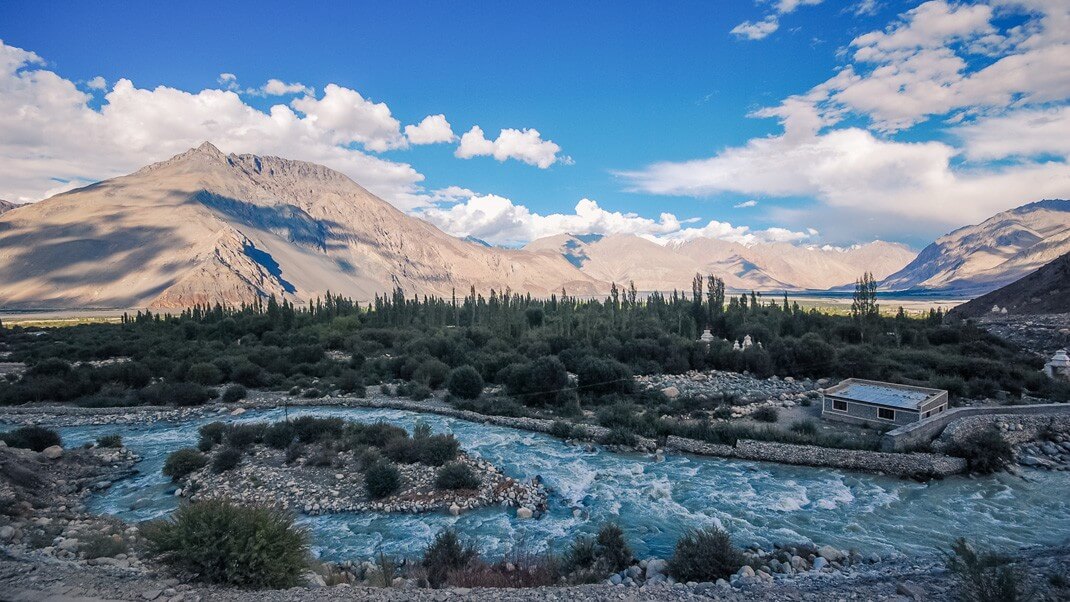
[
  {"left": 86, "top": 76, "right": 107, "bottom": 90},
  {"left": 957, "top": 104, "right": 1070, "bottom": 161},
  {"left": 248, "top": 79, "right": 313, "bottom": 97},
  {"left": 780, "top": 0, "right": 1070, "bottom": 131},
  {"left": 290, "top": 83, "right": 407, "bottom": 152},
  {"left": 775, "top": 0, "right": 823, "bottom": 15},
  {"left": 418, "top": 191, "right": 808, "bottom": 247},
  {"left": 455, "top": 125, "right": 566, "bottom": 168},
  {"left": 731, "top": 16, "right": 780, "bottom": 40},
  {"left": 0, "top": 41, "right": 424, "bottom": 207},
  {"left": 217, "top": 73, "right": 238, "bottom": 90},
  {"left": 734, "top": 200, "right": 759, "bottom": 208},
  {"left": 404, "top": 114, "right": 455, "bottom": 145}
]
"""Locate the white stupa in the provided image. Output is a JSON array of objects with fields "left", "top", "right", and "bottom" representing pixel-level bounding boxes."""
[{"left": 1044, "top": 349, "right": 1070, "bottom": 380}]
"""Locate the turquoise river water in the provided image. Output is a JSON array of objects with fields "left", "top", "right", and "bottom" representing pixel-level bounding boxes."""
[{"left": 56, "top": 406, "right": 1070, "bottom": 562}]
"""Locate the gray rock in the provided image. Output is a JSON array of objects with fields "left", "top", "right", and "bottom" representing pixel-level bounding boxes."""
[
  {"left": 41, "top": 445, "right": 63, "bottom": 460},
  {"left": 897, "top": 581, "right": 926, "bottom": 600},
  {"left": 812, "top": 557, "right": 828, "bottom": 571},
  {"left": 645, "top": 558, "right": 668, "bottom": 578},
  {"left": 817, "top": 544, "right": 844, "bottom": 562},
  {"left": 0, "top": 525, "right": 14, "bottom": 541}
]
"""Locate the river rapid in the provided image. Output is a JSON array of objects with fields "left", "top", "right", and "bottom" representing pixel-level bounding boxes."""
[{"left": 56, "top": 406, "right": 1070, "bottom": 562}]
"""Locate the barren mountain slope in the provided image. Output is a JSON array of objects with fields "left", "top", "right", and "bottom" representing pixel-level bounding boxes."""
[
  {"left": 0, "top": 143, "right": 602, "bottom": 309},
  {"left": 950, "top": 251, "right": 1070, "bottom": 318},
  {"left": 882, "top": 200, "right": 1070, "bottom": 295},
  {"left": 525, "top": 234, "right": 915, "bottom": 292},
  {"left": 0, "top": 200, "right": 16, "bottom": 215}
]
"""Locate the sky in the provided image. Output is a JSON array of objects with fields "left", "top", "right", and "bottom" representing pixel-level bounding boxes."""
[{"left": 0, "top": 0, "right": 1067, "bottom": 249}]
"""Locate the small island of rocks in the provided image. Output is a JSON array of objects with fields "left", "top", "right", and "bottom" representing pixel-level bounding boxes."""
[{"left": 163, "top": 416, "right": 548, "bottom": 516}]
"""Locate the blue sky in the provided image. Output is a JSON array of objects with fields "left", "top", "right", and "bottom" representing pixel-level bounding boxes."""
[{"left": 1, "top": 1, "right": 1067, "bottom": 248}]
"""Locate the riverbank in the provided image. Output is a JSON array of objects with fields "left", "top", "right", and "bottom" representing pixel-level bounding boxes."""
[{"left": 0, "top": 391, "right": 968, "bottom": 479}]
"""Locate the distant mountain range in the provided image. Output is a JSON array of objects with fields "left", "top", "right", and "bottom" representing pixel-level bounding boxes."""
[
  {"left": 950, "top": 251, "right": 1070, "bottom": 318},
  {"left": 0, "top": 143, "right": 600, "bottom": 309},
  {"left": 0, "top": 200, "right": 16, "bottom": 215},
  {"left": 523, "top": 234, "right": 915, "bottom": 292},
  {"left": 881, "top": 200, "right": 1070, "bottom": 296},
  {"left": 0, "top": 143, "right": 1065, "bottom": 309}
]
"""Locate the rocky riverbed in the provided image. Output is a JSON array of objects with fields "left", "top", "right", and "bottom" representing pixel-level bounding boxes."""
[
  {"left": 181, "top": 447, "right": 547, "bottom": 516},
  {"left": 637, "top": 370, "right": 825, "bottom": 417}
]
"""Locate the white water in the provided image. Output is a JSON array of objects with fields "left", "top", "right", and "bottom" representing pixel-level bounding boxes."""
[{"left": 57, "top": 406, "right": 1070, "bottom": 562}]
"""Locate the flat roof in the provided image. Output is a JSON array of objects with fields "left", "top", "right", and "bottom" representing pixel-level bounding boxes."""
[{"left": 824, "top": 378, "right": 944, "bottom": 411}]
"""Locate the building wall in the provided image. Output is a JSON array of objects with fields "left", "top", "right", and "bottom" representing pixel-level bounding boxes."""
[
  {"left": 879, "top": 403, "right": 1070, "bottom": 451},
  {"left": 822, "top": 395, "right": 919, "bottom": 427}
]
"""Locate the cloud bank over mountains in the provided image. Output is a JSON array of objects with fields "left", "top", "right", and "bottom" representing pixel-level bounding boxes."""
[{"left": 630, "top": 0, "right": 1070, "bottom": 233}]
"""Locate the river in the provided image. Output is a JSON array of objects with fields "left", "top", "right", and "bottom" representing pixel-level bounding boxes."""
[{"left": 56, "top": 406, "right": 1070, "bottom": 562}]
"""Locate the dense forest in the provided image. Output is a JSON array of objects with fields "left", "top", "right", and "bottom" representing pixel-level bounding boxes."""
[{"left": 1, "top": 276, "right": 1067, "bottom": 411}]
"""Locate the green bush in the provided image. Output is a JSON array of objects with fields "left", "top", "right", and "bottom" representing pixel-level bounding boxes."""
[
  {"left": 0, "top": 425, "right": 62, "bottom": 451},
  {"left": 446, "top": 365, "right": 484, "bottom": 400},
  {"left": 752, "top": 406, "right": 779, "bottom": 423},
  {"left": 407, "top": 382, "right": 433, "bottom": 400},
  {"left": 198, "top": 422, "right": 228, "bottom": 451},
  {"left": 222, "top": 384, "right": 247, "bottom": 403},
  {"left": 668, "top": 527, "right": 744, "bottom": 583},
  {"left": 561, "top": 524, "right": 632, "bottom": 583},
  {"left": 263, "top": 422, "right": 296, "bottom": 449},
  {"left": 414, "top": 358, "right": 450, "bottom": 389},
  {"left": 364, "top": 460, "right": 401, "bottom": 499},
  {"left": 423, "top": 528, "right": 476, "bottom": 588},
  {"left": 291, "top": 416, "right": 344, "bottom": 443},
  {"left": 435, "top": 462, "right": 481, "bottom": 490},
  {"left": 576, "top": 357, "right": 634, "bottom": 396},
  {"left": 188, "top": 362, "right": 223, "bottom": 386},
  {"left": 599, "top": 428, "right": 637, "bottom": 447},
  {"left": 549, "top": 420, "right": 573, "bottom": 439},
  {"left": 162, "top": 448, "right": 208, "bottom": 481},
  {"left": 945, "top": 537, "right": 1023, "bottom": 602},
  {"left": 212, "top": 447, "right": 242, "bottom": 473},
  {"left": 417, "top": 434, "right": 460, "bottom": 466},
  {"left": 225, "top": 423, "right": 266, "bottom": 448},
  {"left": 948, "top": 428, "right": 1013, "bottom": 474},
  {"left": 594, "top": 523, "right": 632, "bottom": 573},
  {"left": 789, "top": 420, "right": 817, "bottom": 435},
  {"left": 142, "top": 499, "right": 308, "bottom": 588},
  {"left": 81, "top": 532, "right": 129, "bottom": 559},
  {"left": 96, "top": 433, "right": 123, "bottom": 448}
]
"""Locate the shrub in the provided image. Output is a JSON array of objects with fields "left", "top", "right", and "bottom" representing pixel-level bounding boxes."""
[
  {"left": 446, "top": 365, "right": 484, "bottom": 400},
  {"left": 284, "top": 441, "right": 303, "bottom": 464},
  {"left": 349, "top": 421, "right": 407, "bottom": 448},
  {"left": 212, "top": 447, "right": 242, "bottom": 473},
  {"left": 423, "top": 528, "right": 477, "bottom": 588},
  {"left": 96, "top": 434, "right": 123, "bottom": 448},
  {"left": 576, "top": 357, "right": 634, "bottom": 396},
  {"left": 417, "top": 434, "right": 460, "bottom": 466},
  {"left": 301, "top": 388, "right": 322, "bottom": 399},
  {"left": 139, "top": 381, "right": 212, "bottom": 406},
  {"left": 668, "top": 527, "right": 744, "bottom": 583},
  {"left": 752, "top": 406, "right": 779, "bottom": 423},
  {"left": 308, "top": 444, "right": 336, "bottom": 467},
  {"left": 221, "top": 384, "right": 247, "bottom": 404},
  {"left": 414, "top": 359, "right": 450, "bottom": 389},
  {"left": 594, "top": 523, "right": 632, "bottom": 573},
  {"left": 142, "top": 499, "right": 308, "bottom": 588},
  {"left": 226, "top": 423, "right": 266, "bottom": 448},
  {"left": 599, "top": 428, "right": 637, "bottom": 447},
  {"left": 0, "top": 425, "right": 62, "bottom": 451},
  {"left": 382, "top": 437, "right": 421, "bottom": 464},
  {"left": 291, "top": 416, "right": 344, "bottom": 443},
  {"left": 263, "top": 422, "right": 296, "bottom": 449},
  {"left": 407, "top": 382, "right": 433, "bottom": 401},
  {"left": 162, "top": 448, "right": 208, "bottom": 481},
  {"left": 198, "top": 422, "right": 228, "bottom": 451},
  {"left": 789, "top": 420, "right": 817, "bottom": 435},
  {"left": 435, "top": 462, "right": 481, "bottom": 490},
  {"left": 364, "top": 460, "right": 401, "bottom": 499},
  {"left": 945, "top": 537, "right": 1023, "bottom": 602},
  {"left": 948, "top": 428, "right": 1013, "bottom": 474},
  {"left": 187, "top": 362, "right": 223, "bottom": 386},
  {"left": 82, "top": 532, "right": 129, "bottom": 559},
  {"left": 549, "top": 420, "right": 573, "bottom": 439}
]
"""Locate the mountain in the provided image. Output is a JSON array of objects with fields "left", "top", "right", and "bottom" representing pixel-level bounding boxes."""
[
  {"left": 882, "top": 200, "right": 1070, "bottom": 296},
  {"left": 950, "top": 251, "right": 1070, "bottom": 318},
  {"left": 0, "top": 143, "right": 602, "bottom": 309},
  {"left": 0, "top": 200, "right": 16, "bottom": 215},
  {"left": 523, "top": 233, "right": 915, "bottom": 292}
]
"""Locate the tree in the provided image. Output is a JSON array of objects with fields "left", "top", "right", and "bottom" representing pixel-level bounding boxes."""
[
  {"left": 851, "top": 272, "right": 879, "bottom": 322},
  {"left": 446, "top": 365, "right": 484, "bottom": 399}
]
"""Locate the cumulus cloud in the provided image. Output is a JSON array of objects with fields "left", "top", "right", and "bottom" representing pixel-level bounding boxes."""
[
  {"left": 455, "top": 125, "right": 566, "bottom": 168},
  {"left": 86, "top": 76, "right": 107, "bottom": 90},
  {"left": 248, "top": 79, "right": 313, "bottom": 97},
  {"left": 624, "top": 0, "right": 1070, "bottom": 237},
  {"left": 731, "top": 16, "right": 780, "bottom": 40},
  {"left": 0, "top": 41, "right": 424, "bottom": 206},
  {"left": 217, "top": 73, "right": 238, "bottom": 90},
  {"left": 418, "top": 191, "right": 807, "bottom": 247},
  {"left": 775, "top": 0, "right": 824, "bottom": 15},
  {"left": 734, "top": 200, "right": 759, "bottom": 208},
  {"left": 404, "top": 114, "right": 455, "bottom": 145}
]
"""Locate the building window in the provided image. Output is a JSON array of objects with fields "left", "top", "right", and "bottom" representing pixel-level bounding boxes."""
[
  {"left": 878, "top": 408, "right": 895, "bottom": 420},
  {"left": 923, "top": 411, "right": 931, "bottom": 418},
  {"left": 832, "top": 400, "right": 847, "bottom": 412}
]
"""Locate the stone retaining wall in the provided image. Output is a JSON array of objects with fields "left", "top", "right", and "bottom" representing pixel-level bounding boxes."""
[
  {"left": 734, "top": 440, "right": 967, "bottom": 478},
  {"left": 880, "top": 403, "right": 1070, "bottom": 451}
]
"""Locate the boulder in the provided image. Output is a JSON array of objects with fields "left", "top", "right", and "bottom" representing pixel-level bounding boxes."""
[
  {"left": 812, "top": 557, "right": 828, "bottom": 571},
  {"left": 817, "top": 545, "right": 844, "bottom": 562},
  {"left": 645, "top": 558, "right": 669, "bottom": 578},
  {"left": 516, "top": 507, "right": 533, "bottom": 519},
  {"left": 736, "top": 565, "right": 755, "bottom": 578},
  {"left": 41, "top": 445, "right": 63, "bottom": 460},
  {"left": 449, "top": 503, "right": 461, "bottom": 516},
  {"left": 0, "top": 525, "right": 14, "bottom": 541},
  {"left": 897, "top": 581, "right": 926, "bottom": 601},
  {"left": 661, "top": 386, "right": 680, "bottom": 399}
]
